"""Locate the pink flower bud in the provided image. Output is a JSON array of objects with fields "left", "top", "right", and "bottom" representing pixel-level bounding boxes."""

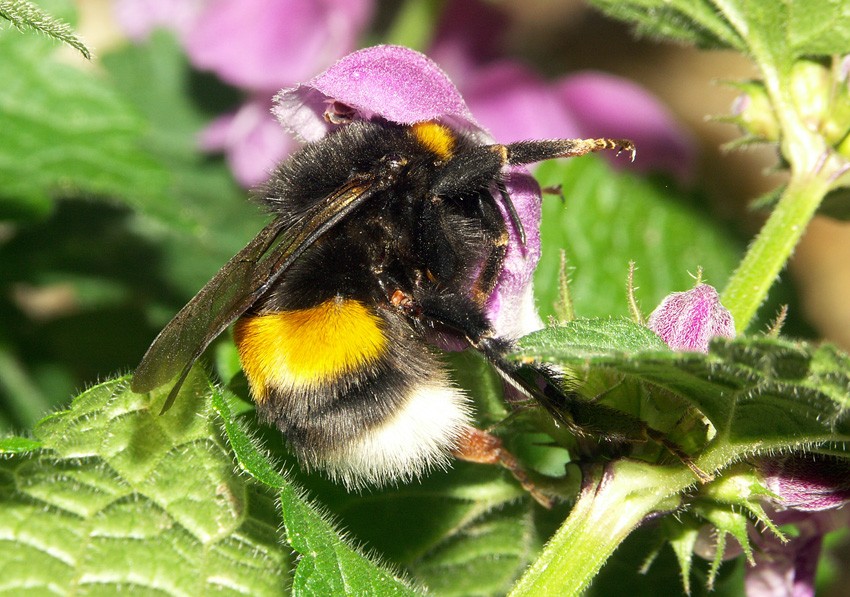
[
  {"left": 760, "top": 455, "right": 850, "bottom": 512},
  {"left": 647, "top": 284, "right": 735, "bottom": 352}
]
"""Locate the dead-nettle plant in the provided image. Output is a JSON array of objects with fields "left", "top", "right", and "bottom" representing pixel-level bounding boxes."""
[{"left": 1, "top": 1, "right": 849, "bottom": 596}]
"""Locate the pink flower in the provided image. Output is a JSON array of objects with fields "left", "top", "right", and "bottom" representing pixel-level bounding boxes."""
[
  {"left": 761, "top": 455, "right": 850, "bottom": 512},
  {"left": 429, "top": 0, "right": 696, "bottom": 183},
  {"left": 275, "top": 45, "right": 479, "bottom": 143},
  {"left": 691, "top": 456, "right": 850, "bottom": 596},
  {"left": 199, "top": 97, "right": 299, "bottom": 187},
  {"left": 647, "top": 284, "right": 736, "bottom": 352},
  {"left": 274, "top": 45, "right": 543, "bottom": 336},
  {"left": 114, "top": 0, "right": 374, "bottom": 187},
  {"left": 556, "top": 72, "right": 696, "bottom": 183},
  {"left": 745, "top": 506, "right": 850, "bottom": 597},
  {"left": 745, "top": 455, "right": 850, "bottom": 596},
  {"left": 459, "top": 61, "right": 583, "bottom": 143},
  {"left": 183, "top": 0, "right": 372, "bottom": 92}
]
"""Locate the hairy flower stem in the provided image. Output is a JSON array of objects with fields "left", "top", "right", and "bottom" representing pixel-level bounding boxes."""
[
  {"left": 721, "top": 170, "right": 832, "bottom": 332},
  {"left": 720, "top": 54, "right": 850, "bottom": 333},
  {"left": 510, "top": 461, "right": 693, "bottom": 596}
]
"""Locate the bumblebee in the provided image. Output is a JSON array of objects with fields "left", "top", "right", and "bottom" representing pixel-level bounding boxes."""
[{"left": 131, "top": 118, "right": 633, "bottom": 499}]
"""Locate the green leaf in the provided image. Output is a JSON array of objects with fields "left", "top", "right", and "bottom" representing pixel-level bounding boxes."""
[
  {"left": 0, "top": 19, "right": 173, "bottom": 221},
  {"left": 515, "top": 324, "right": 850, "bottom": 464},
  {"left": 515, "top": 317, "right": 669, "bottom": 360},
  {"left": 586, "top": 0, "right": 850, "bottom": 60},
  {"left": 210, "top": 389, "right": 420, "bottom": 596},
  {"left": 318, "top": 464, "right": 535, "bottom": 595},
  {"left": 742, "top": 0, "right": 850, "bottom": 63},
  {"left": 663, "top": 517, "right": 700, "bottom": 596},
  {"left": 0, "top": 435, "right": 41, "bottom": 453},
  {"left": 406, "top": 500, "right": 538, "bottom": 596},
  {"left": 0, "top": 371, "right": 290, "bottom": 595},
  {"left": 533, "top": 158, "right": 741, "bottom": 321},
  {"left": 584, "top": 0, "right": 745, "bottom": 50},
  {"left": 280, "top": 484, "right": 419, "bottom": 597},
  {"left": 209, "top": 389, "right": 288, "bottom": 488},
  {"left": 0, "top": 0, "right": 90, "bottom": 59}
]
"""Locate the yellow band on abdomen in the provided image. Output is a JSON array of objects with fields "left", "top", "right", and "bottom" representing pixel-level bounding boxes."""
[{"left": 234, "top": 298, "right": 387, "bottom": 402}]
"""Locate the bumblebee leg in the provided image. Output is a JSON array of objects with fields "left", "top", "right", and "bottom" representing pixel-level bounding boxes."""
[
  {"left": 503, "top": 137, "right": 635, "bottom": 166},
  {"left": 495, "top": 180, "right": 525, "bottom": 246},
  {"left": 470, "top": 233, "right": 507, "bottom": 306},
  {"left": 453, "top": 426, "right": 553, "bottom": 508}
]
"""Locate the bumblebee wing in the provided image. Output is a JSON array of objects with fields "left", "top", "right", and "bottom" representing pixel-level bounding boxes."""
[
  {"left": 131, "top": 177, "right": 379, "bottom": 412},
  {"left": 131, "top": 217, "right": 287, "bottom": 395}
]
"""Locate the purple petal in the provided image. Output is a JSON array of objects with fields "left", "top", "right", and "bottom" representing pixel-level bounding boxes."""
[
  {"left": 745, "top": 534, "right": 822, "bottom": 597},
  {"left": 274, "top": 45, "right": 482, "bottom": 142},
  {"left": 760, "top": 455, "right": 850, "bottom": 512},
  {"left": 184, "top": 0, "right": 373, "bottom": 91},
  {"left": 428, "top": 5, "right": 579, "bottom": 144},
  {"left": 461, "top": 60, "right": 582, "bottom": 143},
  {"left": 744, "top": 509, "right": 850, "bottom": 597},
  {"left": 485, "top": 169, "right": 544, "bottom": 336},
  {"left": 199, "top": 97, "right": 297, "bottom": 187},
  {"left": 557, "top": 72, "right": 697, "bottom": 184},
  {"left": 647, "top": 284, "right": 735, "bottom": 352}
]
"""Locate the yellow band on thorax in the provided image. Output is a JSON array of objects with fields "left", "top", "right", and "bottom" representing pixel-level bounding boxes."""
[{"left": 411, "top": 121, "right": 456, "bottom": 160}]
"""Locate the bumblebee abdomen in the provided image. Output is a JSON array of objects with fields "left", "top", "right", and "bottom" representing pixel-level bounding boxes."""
[
  {"left": 233, "top": 297, "right": 387, "bottom": 400},
  {"left": 234, "top": 297, "right": 472, "bottom": 488}
]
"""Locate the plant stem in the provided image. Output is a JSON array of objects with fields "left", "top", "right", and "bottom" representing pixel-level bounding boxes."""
[
  {"left": 509, "top": 461, "right": 693, "bottom": 596},
  {"left": 378, "top": 0, "right": 444, "bottom": 51},
  {"left": 720, "top": 54, "right": 849, "bottom": 332},
  {"left": 721, "top": 171, "right": 832, "bottom": 332}
]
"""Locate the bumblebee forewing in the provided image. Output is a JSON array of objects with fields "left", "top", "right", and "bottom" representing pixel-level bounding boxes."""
[
  {"left": 131, "top": 217, "right": 288, "bottom": 394},
  {"left": 131, "top": 177, "right": 379, "bottom": 409}
]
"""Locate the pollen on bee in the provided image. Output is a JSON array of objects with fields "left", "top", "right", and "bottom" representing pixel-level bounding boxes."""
[
  {"left": 233, "top": 298, "right": 387, "bottom": 401},
  {"left": 411, "top": 121, "right": 456, "bottom": 160}
]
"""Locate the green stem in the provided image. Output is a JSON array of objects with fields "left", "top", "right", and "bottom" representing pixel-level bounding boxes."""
[
  {"left": 377, "top": 0, "right": 445, "bottom": 51},
  {"left": 721, "top": 171, "right": 832, "bottom": 333},
  {"left": 509, "top": 461, "right": 693, "bottom": 596},
  {"left": 720, "top": 54, "right": 848, "bottom": 332}
]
